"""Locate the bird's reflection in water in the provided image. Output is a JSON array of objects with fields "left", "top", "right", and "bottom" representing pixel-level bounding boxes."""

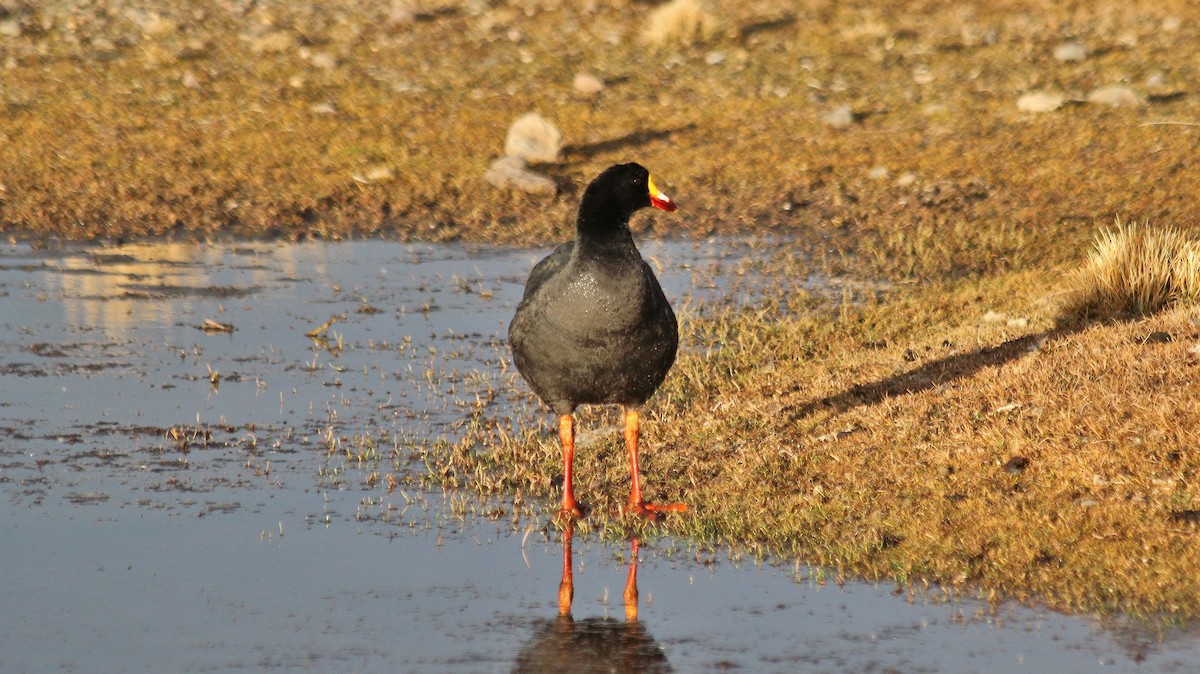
[{"left": 512, "top": 525, "right": 671, "bottom": 673}]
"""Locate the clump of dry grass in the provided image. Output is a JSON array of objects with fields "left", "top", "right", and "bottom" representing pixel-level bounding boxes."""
[
  {"left": 640, "top": 0, "right": 721, "bottom": 47},
  {"left": 1064, "top": 221, "right": 1200, "bottom": 319}
]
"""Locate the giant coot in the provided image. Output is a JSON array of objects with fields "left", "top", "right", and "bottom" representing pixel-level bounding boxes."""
[{"left": 508, "top": 163, "right": 686, "bottom": 519}]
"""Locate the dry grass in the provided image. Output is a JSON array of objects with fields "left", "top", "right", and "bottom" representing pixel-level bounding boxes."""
[
  {"left": 1064, "top": 222, "right": 1200, "bottom": 319},
  {"left": 445, "top": 261, "right": 1200, "bottom": 618}
]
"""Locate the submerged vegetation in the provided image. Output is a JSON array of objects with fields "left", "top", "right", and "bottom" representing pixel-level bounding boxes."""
[{"left": 5, "top": 0, "right": 1200, "bottom": 618}]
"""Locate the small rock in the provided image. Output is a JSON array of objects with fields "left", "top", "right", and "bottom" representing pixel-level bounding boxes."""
[
  {"left": 1006, "top": 317, "right": 1029, "bottom": 328},
  {"left": 1087, "top": 85, "right": 1141, "bottom": 108},
  {"left": 1053, "top": 41, "right": 1087, "bottom": 62},
  {"left": 0, "top": 19, "right": 22, "bottom": 38},
  {"left": 251, "top": 30, "right": 293, "bottom": 54},
  {"left": 91, "top": 36, "right": 118, "bottom": 54},
  {"left": 911, "top": 64, "right": 933, "bottom": 85},
  {"left": 867, "top": 166, "right": 890, "bottom": 180},
  {"left": 311, "top": 52, "right": 337, "bottom": 70},
  {"left": 354, "top": 166, "right": 394, "bottom": 183},
  {"left": 1139, "top": 331, "right": 1173, "bottom": 345},
  {"left": 484, "top": 156, "right": 556, "bottom": 195},
  {"left": 181, "top": 71, "right": 201, "bottom": 88},
  {"left": 136, "top": 12, "right": 177, "bottom": 38},
  {"left": 1003, "top": 456, "right": 1030, "bottom": 474},
  {"left": 388, "top": 1, "right": 417, "bottom": 28},
  {"left": 572, "top": 72, "right": 604, "bottom": 95},
  {"left": 821, "top": 105, "right": 854, "bottom": 129},
  {"left": 704, "top": 50, "right": 726, "bottom": 65},
  {"left": 894, "top": 172, "right": 917, "bottom": 187},
  {"left": 1016, "top": 91, "right": 1064, "bottom": 113},
  {"left": 310, "top": 102, "right": 337, "bottom": 115},
  {"left": 982, "top": 310, "right": 1006, "bottom": 323},
  {"left": 1162, "top": 16, "right": 1182, "bottom": 32},
  {"left": 504, "top": 112, "right": 563, "bottom": 163}
]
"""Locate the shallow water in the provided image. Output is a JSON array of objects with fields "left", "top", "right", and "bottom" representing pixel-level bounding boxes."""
[{"left": 1, "top": 239, "right": 1196, "bottom": 673}]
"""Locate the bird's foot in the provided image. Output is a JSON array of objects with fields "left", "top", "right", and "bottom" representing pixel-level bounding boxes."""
[
  {"left": 624, "top": 500, "right": 687, "bottom": 521},
  {"left": 556, "top": 501, "right": 587, "bottom": 521}
]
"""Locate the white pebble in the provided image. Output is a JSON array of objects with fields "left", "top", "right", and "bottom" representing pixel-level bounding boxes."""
[
  {"left": 1016, "top": 91, "right": 1063, "bottom": 113},
  {"left": 310, "top": 102, "right": 337, "bottom": 115},
  {"left": 504, "top": 112, "right": 563, "bottom": 163},
  {"left": 484, "top": 156, "right": 556, "bottom": 195},
  {"left": 894, "top": 172, "right": 917, "bottom": 187},
  {"left": 1087, "top": 85, "right": 1141, "bottom": 108},
  {"left": 705, "top": 51, "right": 726, "bottom": 65},
  {"left": 867, "top": 166, "right": 890, "bottom": 180},
  {"left": 311, "top": 52, "right": 337, "bottom": 70},
  {"left": 1053, "top": 42, "right": 1087, "bottom": 62},
  {"left": 821, "top": 105, "right": 854, "bottom": 129},
  {"left": 572, "top": 72, "right": 604, "bottom": 95}
]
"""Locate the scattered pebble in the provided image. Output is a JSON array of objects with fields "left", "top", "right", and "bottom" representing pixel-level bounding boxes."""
[
  {"left": 181, "top": 71, "right": 201, "bottom": 88},
  {"left": 311, "top": 52, "right": 337, "bottom": 70},
  {"left": 1006, "top": 317, "right": 1029, "bottom": 328},
  {"left": 572, "top": 72, "right": 604, "bottom": 95},
  {"left": 705, "top": 50, "right": 726, "bottom": 65},
  {"left": 894, "top": 172, "right": 917, "bottom": 187},
  {"left": 821, "top": 105, "right": 854, "bottom": 129},
  {"left": 1087, "top": 85, "right": 1141, "bottom": 108},
  {"left": 1139, "top": 331, "right": 1173, "bottom": 345},
  {"left": 484, "top": 156, "right": 556, "bottom": 195},
  {"left": 135, "top": 12, "right": 177, "bottom": 38},
  {"left": 310, "top": 102, "right": 337, "bottom": 115},
  {"left": 1016, "top": 91, "right": 1064, "bottom": 113},
  {"left": 982, "top": 310, "right": 1006, "bottom": 323},
  {"left": 388, "top": 1, "right": 417, "bottom": 29},
  {"left": 1003, "top": 456, "right": 1030, "bottom": 474},
  {"left": 354, "top": 166, "right": 394, "bottom": 184},
  {"left": 0, "top": 20, "right": 21, "bottom": 38},
  {"left": 504, "top": 112, "right": 562, "bottom": 163},
  {"left": 1053, "top": 41, "right": 1087, "bottom": 62},
  {"left": 250, "top": 30, "right": 293, "bottom": 54},
  {"left": 867, "top": 166, "right": 890, "bottom": 180}
]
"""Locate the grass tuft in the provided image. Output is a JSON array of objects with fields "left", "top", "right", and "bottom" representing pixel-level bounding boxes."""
[{"left": 1063, "top": 221, "right": 1200, "bottom": 320}]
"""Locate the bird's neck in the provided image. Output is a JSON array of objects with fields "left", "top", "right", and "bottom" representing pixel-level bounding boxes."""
[{"left": 575, "top": 200, "right": 636, "bottom": 254}]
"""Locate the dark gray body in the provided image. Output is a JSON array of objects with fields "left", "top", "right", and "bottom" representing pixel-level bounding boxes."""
[{"left": 508, "top": 236, "right": 678, "bottom": 415}]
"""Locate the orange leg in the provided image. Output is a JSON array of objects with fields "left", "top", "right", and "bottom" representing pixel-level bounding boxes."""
[
  {"left": 623, "top": 407, "right": 687, "bottom": 519},
  {"left": 558, "top": 523, "right": 575, "bottom": 615},
  {"left": 558, "top": 414, "right": 584, "bottom": 519},
  {"left": 623, "top": 538, "right": 640, "bottom": 621}
]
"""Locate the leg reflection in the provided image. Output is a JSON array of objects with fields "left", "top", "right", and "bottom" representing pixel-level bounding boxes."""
[{"left": 513, "top": 526, "right": 671, "bottom": 673}]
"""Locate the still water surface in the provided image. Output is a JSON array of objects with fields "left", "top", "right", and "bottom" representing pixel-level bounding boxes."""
[{"left": 0, "top": 240, "right": 1195, "bottom": 673}]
